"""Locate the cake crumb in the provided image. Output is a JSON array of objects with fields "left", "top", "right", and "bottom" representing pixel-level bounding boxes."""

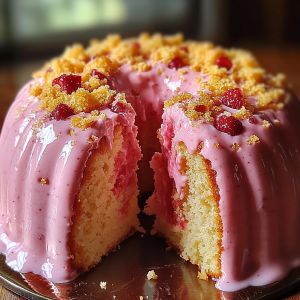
[
  {"left": 158, "top": 68, "right": 163, "bottom": 75},
  {"left": 274, "top": 119, "right": 280, "bottom": 125},
  {"left": 247, "top": 135, "right": 260, "bottom": 145},
  {"left": 91, "top": 110, "right": 100, "bottom": 116},
  {"left": 214, "top": 142, "right": 220, "bottom": 148},
  {"left": 230, "top": 143, "right": 240, "bottom": 151},
  {"left": 261, "top": 120, "right": 271, "bottom": 128},
  {"left": 87, "top": 135, "right": 99, "bottom": 143},
  {"left": 147, "top": 270, "right": 158, "bottom": 280},
  {"left": 69, "top": 129, "right": 76, "bottom": 136},
  {"left": 198, "top": 271, "right": 208, "bottom": 280},
  {"left": 131, "top": 62, "right": 151, "bottom": 72},
  {"left": 178, "top": 68, "right": 187, "bottom": 75},
  {"left": 139, "top": 297, "right": 143, "bottom": 300},
  {"left": 39, "top": 178, "right": 49, "bottom": 185},
  {"left": 100, "top": 281, "right": 107, "bottom": 289}
]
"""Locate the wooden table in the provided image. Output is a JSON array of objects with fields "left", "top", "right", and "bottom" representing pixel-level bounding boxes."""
[{"left": 0, "top": 49, "right": 300, "bottom": 300}]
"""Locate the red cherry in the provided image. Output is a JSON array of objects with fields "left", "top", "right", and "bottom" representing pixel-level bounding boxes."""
[
  {"left": 91, "top": 69, "right": 106, "bottom": 80},
  {"left": 91, "top": 69, "right": 113, "bottom": 87},
  {"left": 216, "top": 57, "right": 232, "bottom": 70},
  {"left": 221, "top": 88, "right": 244, "bottom": 109},
  {"left": 249, "top": 116, "right": 256, "bottom": 124},
  {"left": 214, "top": 114, "right": 243, "bottom": 136},
  {"left": 194, "top": 105, "right": 207, "bottom": 113},
  {"left": 167, "top": 57, "right": 185, "bottom": 70},
  {"left": 108, "top": 102, "right": 125, "bottom": 114},
  {"left": 52, "top": 74, "right": 82, "bottom": 95},
  {"left": 49, "top": 103, "right": 75, "bottom": 121},
  {"left": 132, "top": 42, "right": 140, "bottom": 49},
  {"left": 180, "top": 46, "right": 188, "bottom": 53}
]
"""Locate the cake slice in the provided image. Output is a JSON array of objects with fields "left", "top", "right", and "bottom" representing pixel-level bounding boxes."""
[
  {"left": 146, "top": 90, "right": 300, "bottom": 291},
  {"left": 0, "top": 67, "right": 141, "bottom": 282}
]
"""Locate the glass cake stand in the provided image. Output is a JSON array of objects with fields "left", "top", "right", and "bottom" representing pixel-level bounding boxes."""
[{"left": 0, "top": 232, "right": 300, "bottom": 300}]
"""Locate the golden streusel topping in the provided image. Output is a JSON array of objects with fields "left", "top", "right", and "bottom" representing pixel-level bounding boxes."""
[{"left": 30, "top": 33, "right": 287, "bottom": 130}]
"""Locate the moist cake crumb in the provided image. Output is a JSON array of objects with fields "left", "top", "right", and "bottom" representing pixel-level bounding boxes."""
[
  {"left": 147, "top": 270, "right": 158, "bottom": 280},
  {"left": 230, "top": 143, "right": 241, "bottom": 151},
  {"left": 247, "top": 135, "right": 260, "bottom": 145},
  {"left": 39, "top": 178, "right": 49, "bottom": 185},
  {"left": 262, "top": 120, "right": 271, "bottom": 128}
]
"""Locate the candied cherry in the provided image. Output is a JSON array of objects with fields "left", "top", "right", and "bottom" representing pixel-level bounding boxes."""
[
  {"left": 221, "top": 88, "right": 244, "bottom": 109},
  {"left": 214, "top": 114, "right": 243, "bottom": 136},
  {"left": 216, "top": 56, "right": 232, "bottom": 70},
  {"left": 91, "top": 69, "right": 113, "bottom": 87},
  {"left": 132, "top": 42, "right": 140, "bottom": 49},
  {"left": 249, "top": 116, "right": 256, "bottom": 124},
  {"left": 194, "top": 104, "right": 207, "bottom": 113},
  {"left": 91, "top": 69, "right": 106, "bottom": 80},
  {"left": 49, "top": 103, "right": 75, "bottom": 121},
  {"left": 167, "top": 57, "right": 185, "bottom": 70},
  {"left": 52, "top": 74, "right": 82, "bottom": 95},
  {"left": 108, "top": 102, "right": 125, "bottom": 114},
  {"left": 180, "top": 46, "right": 189, "bottom": 53}
]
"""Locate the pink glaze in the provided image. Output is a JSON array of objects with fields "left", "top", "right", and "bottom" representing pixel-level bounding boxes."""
[
  {"left": 0, "top": 82, "right": 138, "bottom": 282},
  {"left": 116, "top": 62, "right": 200, "bottom": 119},
  {"left": 154, "top": 96, "right": 300, "bottom": 291},
  {"left": 115, "top": 62, "right": 201, "bottom": 142},
  {"left": 114, "top": 63, "right": 201, "bottom": 192}
]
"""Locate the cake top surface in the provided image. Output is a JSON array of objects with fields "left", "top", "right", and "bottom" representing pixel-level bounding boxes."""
[{"left": 27, "top": 33, "right": 287, "bottom": 130}]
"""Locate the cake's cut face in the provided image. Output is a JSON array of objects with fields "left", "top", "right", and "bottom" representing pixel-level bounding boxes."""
[{"left": 69, "top": 124, "right": 140, "bottom": 273}]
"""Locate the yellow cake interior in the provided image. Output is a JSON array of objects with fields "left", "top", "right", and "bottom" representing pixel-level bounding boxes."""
[
  {"left": 147, "top": 142, "right": 222, "bottom": 279},
  {"left": 68, "top": 125, "right": 140, "bottom": 273}
]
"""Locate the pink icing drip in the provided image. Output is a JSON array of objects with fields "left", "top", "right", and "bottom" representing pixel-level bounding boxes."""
[
  {"left": 159, "top": 98, "right": 300, "bottom": 291},
  {"left": 0, "top": 82, "right": 137, "bottom": 282}
]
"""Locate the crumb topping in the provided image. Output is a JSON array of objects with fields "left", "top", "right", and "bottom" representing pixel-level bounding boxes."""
[
  {"left": 247, "top": 135, "right": 260, "bottom": 145},
  {"left": 70, "top": 113, "right": 106, "bottom": 130},
  {"left": 261, "top": 120, "right": 271, "bottom": 128},
  {"left": 28, "top": 33, "right": 287, "bottom": 131},
  {"left": 87, "top": 135, "right": 99, "bottom": 143},
  {"left": 100, "top": 281, "right": 107, "bottom": 289},
  {"left": 69, "top": 129, "right": 76, "bottom": 136},
  {"left": 231, "top": 143, "right": 241, "bottom": 151},
  {"left": 39, "top": 178, "right": 49, "bottom": 185}
]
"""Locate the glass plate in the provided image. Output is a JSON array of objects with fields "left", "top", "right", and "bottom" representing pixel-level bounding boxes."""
[{"left": 0, "top": 233, "right": 300, "bottom": 300}]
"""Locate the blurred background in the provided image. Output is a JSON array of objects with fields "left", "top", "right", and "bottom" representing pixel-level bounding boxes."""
[{"left": 0, "top": 0, "right": 300, "bottom": 129}]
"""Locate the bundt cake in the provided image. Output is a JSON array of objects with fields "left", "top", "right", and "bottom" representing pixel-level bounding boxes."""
[{"left": 0, "top": 33, "right": 300, "bottom": 291}]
